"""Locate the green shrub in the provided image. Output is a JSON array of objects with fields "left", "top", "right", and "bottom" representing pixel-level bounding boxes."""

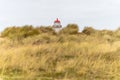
[
  {"left": 100, "top": 30, "right": 114, "bottom": 36},
  {"left": 1, "top": 25, "right": 39, "bottom": 41},
  {"left": 114, "top": 27, "right": 120, "bottom": 38},
  {"left": 37, "top": 26, "right": 56, "bottom": 35},
  {"left": 82, "top": 27, "right": 96, "bottom": 35},
  {"left": 59, "top": 24, "right": 79, "bottom": 35},
  {"left": 19, "top": 25, "right": 39, "bottom": 38}
]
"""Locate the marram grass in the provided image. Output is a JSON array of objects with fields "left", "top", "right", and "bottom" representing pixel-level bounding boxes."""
[{"left": 0, "top": 33, "right": 120, "bottom": 80}]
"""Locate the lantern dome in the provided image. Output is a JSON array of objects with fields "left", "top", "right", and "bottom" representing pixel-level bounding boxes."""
[{"left": 54, "top": 18, "right": 60, "bottom": 23}]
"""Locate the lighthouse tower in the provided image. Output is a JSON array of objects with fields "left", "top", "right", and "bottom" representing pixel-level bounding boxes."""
[{"left": 53, "top": 18, "right": 62, "bottom": 32}]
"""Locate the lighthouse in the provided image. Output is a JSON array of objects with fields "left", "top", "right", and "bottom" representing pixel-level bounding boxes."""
[{"left": 53, "top": 18, "right": 62, "bottom": 32}]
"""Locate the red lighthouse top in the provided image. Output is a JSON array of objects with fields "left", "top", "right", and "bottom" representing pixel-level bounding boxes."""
[
  {"left": 53, "top": 18, "right": 62, "bottom": 29},
  {"left": 54, "top": 18, "right": 60, "bottom": 23}
]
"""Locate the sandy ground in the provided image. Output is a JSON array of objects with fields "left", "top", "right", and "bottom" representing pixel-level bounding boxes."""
[
  {"left": 0, "top": 37, "right": 6, "bottom": 43},
  {"left": 0, "top": 38, "right": 4, "bottom": 41}
]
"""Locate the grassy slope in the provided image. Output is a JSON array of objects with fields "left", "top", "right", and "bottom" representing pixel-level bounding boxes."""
[{"left": 0, "top": 34, "right": 120, "bottom": 80}]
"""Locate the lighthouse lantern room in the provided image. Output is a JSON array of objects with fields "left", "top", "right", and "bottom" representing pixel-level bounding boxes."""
[{"left": 53, "top": 18, "right": 62, "bottom": 32}]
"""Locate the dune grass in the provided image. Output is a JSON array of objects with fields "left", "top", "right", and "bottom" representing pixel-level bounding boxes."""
[
  {"left": 0, "top": 25, "right": 120, "bottom": 80},
  {"left": 0, "top": 33, "right": 120, "bottom": 80}
]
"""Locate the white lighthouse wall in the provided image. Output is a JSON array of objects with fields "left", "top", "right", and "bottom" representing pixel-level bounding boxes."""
[{"left": 53, "top": 28, "right": 62, "bottom": 32}]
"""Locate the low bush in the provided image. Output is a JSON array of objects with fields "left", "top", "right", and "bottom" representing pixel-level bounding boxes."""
[
  {"left": 36, "top": 26, "right": 56, "bottom": 35},
  {"left": 82, "top": 27, "right": 96, "bottom": 35},
  {"left": 59, "top": 24, "right": 79, "bottom": 35},
  {"left": 1, "top": 25, "right": 56, "bottom": 41}
]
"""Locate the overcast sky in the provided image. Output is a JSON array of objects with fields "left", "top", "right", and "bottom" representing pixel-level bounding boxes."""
[{"left": 0, "top": 0, "right": 120, "bottom": 31}]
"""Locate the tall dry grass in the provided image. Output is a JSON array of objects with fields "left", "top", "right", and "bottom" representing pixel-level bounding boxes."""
[{"left": 0, "top": 33, "right": 120, "bottom": 80}]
